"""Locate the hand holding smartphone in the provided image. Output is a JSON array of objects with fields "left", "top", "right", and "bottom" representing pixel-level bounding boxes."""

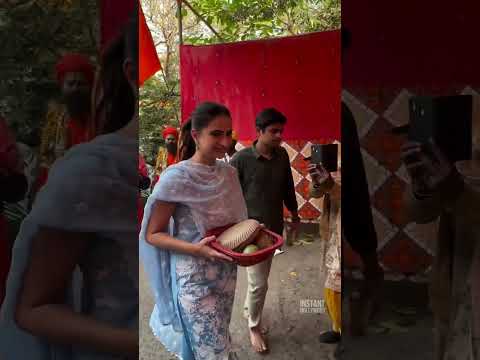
[{"left": 311, "top": 144, "right": 338, "bottom": 172}]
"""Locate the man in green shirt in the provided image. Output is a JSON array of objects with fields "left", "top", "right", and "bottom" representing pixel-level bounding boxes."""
[{"left": 230, "top": 108, "right": 300, "bottom": 353}]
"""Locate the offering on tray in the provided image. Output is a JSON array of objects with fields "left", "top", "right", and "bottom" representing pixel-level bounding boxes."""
[
  {"left": 207, "top": 221, "right": 284, "bottom": 267},
  {"left": 242, "top": 244, "right": 259, "bottom": 254},
  {"left": 255, "top": 232, "right": 275, "bottom": 250},
  {"left": 216, "top": 219, "right": 262, "bottom": 252}
]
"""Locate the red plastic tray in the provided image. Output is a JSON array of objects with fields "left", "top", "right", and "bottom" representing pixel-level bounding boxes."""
[{"left": 206, "top": 224, "right": 284, "bottom": 267}]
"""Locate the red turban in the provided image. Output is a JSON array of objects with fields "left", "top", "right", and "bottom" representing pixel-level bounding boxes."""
[
  {"left": 163, "top": 127, "right": 179, "bottom": 140},
  {"left": 55, "top": 53, "right": 95, "bottom": 86}
]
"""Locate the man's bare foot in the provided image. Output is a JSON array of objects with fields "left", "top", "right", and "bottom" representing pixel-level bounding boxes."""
[
  {"left": 243, "top": 311, "right": 268, "bottom": 335},
  {"left": 249, "top": 326, "right": 268, "bottom": 353}
]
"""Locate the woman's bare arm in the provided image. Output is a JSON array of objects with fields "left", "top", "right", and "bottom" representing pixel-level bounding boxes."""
[
  {"left": 15, "top": 228, "right": 137, "bottom": 358},
  {"left": 146, "top": 200, "right": 232, "bottom": 262}
]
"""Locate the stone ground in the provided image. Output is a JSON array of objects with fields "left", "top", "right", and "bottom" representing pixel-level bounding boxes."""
[
  {"left": 140, "top": 231, "right": 435, "bottom": 360},
  {"left": 140, "top": 235, "right": 338, "bottom": 360},
  {"left": 340, "top": 279, "right": 434, "bottom": 359}
]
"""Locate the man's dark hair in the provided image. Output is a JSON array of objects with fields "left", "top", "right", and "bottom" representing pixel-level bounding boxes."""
[{"left": 255, "top": 108, "right": 287, "bottom": 132}]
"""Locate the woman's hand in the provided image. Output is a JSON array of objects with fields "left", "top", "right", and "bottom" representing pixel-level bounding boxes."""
[
  {"left": 307, "top": 163, "right": 330, "bottom": 185},
  {"left": 194, "top": 235, "right": 233, "bottom": 262},
  {"left": 401, "top": 139, "right": 452, "bottom": 195}
]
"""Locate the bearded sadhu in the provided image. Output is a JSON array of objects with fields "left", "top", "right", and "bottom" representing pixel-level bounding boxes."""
[
  {"left": 34, "top": 53, "right": 95, "bottom": 194},
  {"left": 152, "top": 126, "right": 179, "bottom": 187}
]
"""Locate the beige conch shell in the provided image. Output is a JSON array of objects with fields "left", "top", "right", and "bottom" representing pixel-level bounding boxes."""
[{"left": 216, "top": 219, "right": 262, "bottom": 251}]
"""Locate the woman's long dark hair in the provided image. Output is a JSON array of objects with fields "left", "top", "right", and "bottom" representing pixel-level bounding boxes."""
[
  {"left": 178, "top": 102, "right": 231, "bottom": 161},
  {"left": 92, "top": 14, "right": 138, "bottom": 137}
]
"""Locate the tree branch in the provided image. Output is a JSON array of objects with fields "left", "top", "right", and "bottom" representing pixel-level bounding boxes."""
[{"left": 180, "top": 0, "right": 223, "bottom": 41}]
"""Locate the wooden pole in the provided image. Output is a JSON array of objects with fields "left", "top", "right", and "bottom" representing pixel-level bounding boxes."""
[{"left": 177, "top": 0, "right": 183, "bottom": 45}]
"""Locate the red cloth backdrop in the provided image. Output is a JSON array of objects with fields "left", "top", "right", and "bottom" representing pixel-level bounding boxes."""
[
  {"left": 180, "top": 31, "right": 340, "bottom": 141},
  {"left": 342, "top": 0, "right": 480, "bottom": 278}
]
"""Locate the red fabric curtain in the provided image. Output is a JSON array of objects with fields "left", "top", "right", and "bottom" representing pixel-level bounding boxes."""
[{"left": 180, "top": 31, "right": 340, "bottom": 141}]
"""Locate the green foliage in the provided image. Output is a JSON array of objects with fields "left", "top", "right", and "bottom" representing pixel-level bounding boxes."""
[
  {"left": 140, "top": 76, "right": 180, "bottom": 164},
  {"left": 0, "top": 0, "right": 98, "bottom": 146},
  {"left": 184, "top": 0, "right": 341, "bottom": 44}
]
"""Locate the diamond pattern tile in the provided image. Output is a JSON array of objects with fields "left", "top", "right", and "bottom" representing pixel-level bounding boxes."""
[
  {"left": 362, "top": 117, "right": 404, "bottom": 173},
  {"left": 281, "top": 142, "right": 299, "bottom": 161},
  {"left": 342, "top": 90, "right": 378, "bottom": 138},
  {"left": 372, "top": 175, "right": 409, "bottom": 228},
  {"left": 339, "top": 86, "right": 480, "bottom": 279},
  {"left": 361, "top": 148, "right": 391, "bottom": 195},
  {"left": 395, "top": 164, "right": 411, "bottom": 185},
  {"left": 375, "top": 88, "right": 409, "bottom": 114},
  {"left": 298, "top": 201, "right": 322, "bottom": 220},
  {"left": 372, "top": 207, "right": 399, "bottom": 251},
  {"left": 404, "top": 220, "right": 439, "bottom": 256},
  {"left": 383, "top": 89, "right": 414, "bottom": 127},
  {"left": 295, "top": 177, "right": 310, "bottom": 200},
  {"left": 287, "top": 140, "right": 308, "bottom": 153},
  {"left": 291, "top": 151, "right": 309, "bottom": 177},
  {"left": 295, "top": 192, "right": 306, "bottom": 211},
  {"left": 309, "top": 196, "right": 324, "bottom": 212},
  {"left": 300, "top": 141, "right": 313, "bottom": 158},
  {"left": 291, "top": 167, "right": 303, "bottom": 186},
  {"left": 379, "top": 232, "right": 433, "bottom": 274}
]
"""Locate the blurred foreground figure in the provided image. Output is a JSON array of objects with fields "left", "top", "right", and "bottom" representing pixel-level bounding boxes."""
[{"left": 0, "top": 16, "right": 139, "bottom": 360}]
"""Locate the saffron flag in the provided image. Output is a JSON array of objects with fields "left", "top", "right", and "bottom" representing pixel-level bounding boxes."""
[{"left": 139, "top": 1, "right": 161, "bottom": 86}]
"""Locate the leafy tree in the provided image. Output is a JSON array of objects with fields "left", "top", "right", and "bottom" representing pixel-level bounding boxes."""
[
  {"left": 140, "top": 76, "right": 180, "bottom": 163},
  {"left": 185, "top": 0, "right": 340, "bottom": 43}
]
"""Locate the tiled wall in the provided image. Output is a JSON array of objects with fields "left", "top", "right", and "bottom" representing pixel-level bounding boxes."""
[{"left": 342, "top": 86, "right": 480, "bottom": 282}]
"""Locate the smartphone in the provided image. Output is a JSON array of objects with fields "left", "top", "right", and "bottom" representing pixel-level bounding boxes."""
[
  {"left": 408, "top": 95, "right": 472, "bottom": 163},
  {"left": 311, "top": 144, "right": 338, "bottom": 172}
]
